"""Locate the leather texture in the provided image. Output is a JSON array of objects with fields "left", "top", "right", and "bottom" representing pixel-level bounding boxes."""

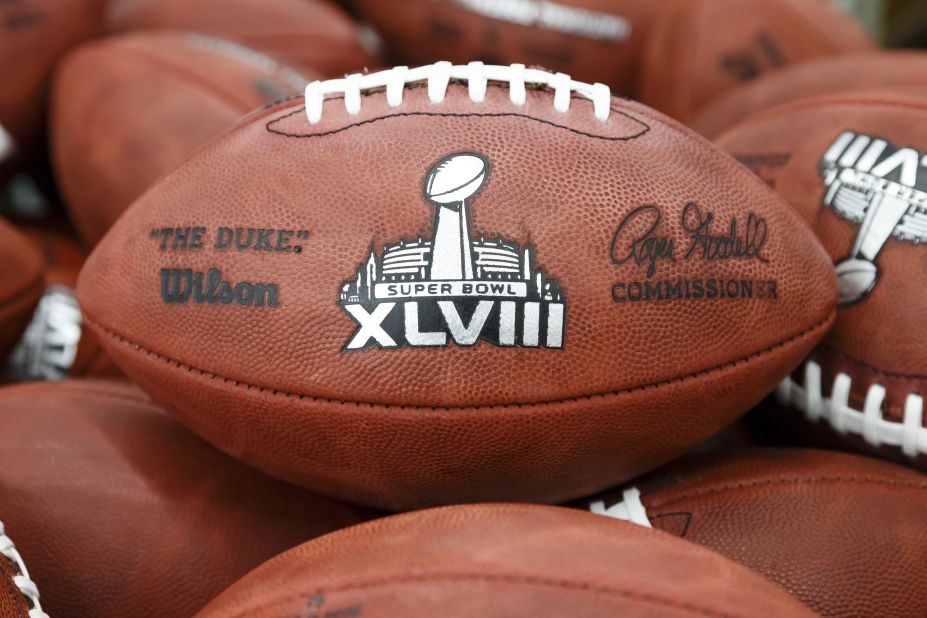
[
  {"left": 638, "top": 0, "right": 874, "bottom": 122},
  {"left": 52, "top": 31, "right": 321, "bottom": 247},
  {"left": 0, "top": 543, "right": 33, "bottom": 618},
  {"left": 196, "top": 503, "right": 817, "bottom": 618},
  {"left": 579, "top": 448, "right": 927, "bottom": 618},
  {"left": 0, "top": 380, "right": 378, "bottom": 617},
  {"left": 693, "top": 51, "right": 927, "bottom": 138},
  {"left": 353, "top": 0, "right": 659, "bottom": 95},
  {"left": 78, "top": 76, "right": 837, "bottom": 510},
  {"left": 106, "top": 0, "right": 374, "bottom": 78},
  {"left": 0, "top": 0, "right": 105, "bottom": 151},
  {"left": 0, "top": 218, "right": 43, "bottom": 361},
  {"left": 716, "top": 93, "right": 927, "bottom": 466}
]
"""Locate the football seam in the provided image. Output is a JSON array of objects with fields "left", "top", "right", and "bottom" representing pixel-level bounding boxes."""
[
  {"left": 267, "top": 108, "right": 650, "bottom": 142},
  {"left": 231, "top": 571, "right": 747, "bottom": 618},
  {"left": 718, "top": 94, "right": 927, "bottom": 140},
  {"left": 264, "top": 82, "right": 652, "bottom": 141},
  {"left": 816, "top": 343, "right": 927, "bottom": 383},
  {"left": 85, "top": 311, "right": 834, "bottom": 411},
  {"left": 649, "top": 474, "right": 927, "bottom": 506}
]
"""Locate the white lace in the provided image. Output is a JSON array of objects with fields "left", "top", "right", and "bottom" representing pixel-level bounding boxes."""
[
  {"left": 304, "top": 61, "right": 612, "bottom": 124},
  {"left": 588, "top": 487, "right": 652, "bottom": 527},
  {"left": 777, "top": 360, "right": 927, "bottom": 458},
  {"left": 0, "top": 124, "right": 13, "bottom": 163},
  {"left": 0, "top": 521, "right": 48, "bottom": 618}
]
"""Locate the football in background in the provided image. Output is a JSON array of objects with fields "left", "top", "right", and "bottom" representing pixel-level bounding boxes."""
[
  {"left": 196, "top": 504, "right": 817, "bottom": 618},
  {"left": 693, "top": 51, "right": 927, "bottom": 138},
  {"left": 638, "top": 0, "right": 874, "bottom": 121},
  {"left": 0, "top": 380, "right": 378, "bottom": 617},
  {"left": 0, "top": 217, "right": 44, "bottom": 362},
  {"left": 0, "top": 0, "right": 106, "bottom": 166},
  {"left": 52, "top": 31, "right": 320, "bottom": 247},
  {"left": 353, "top": 0, "right": 660, "bottom": 94},
  {"left": 716, "top": 91, "right": 927, "bottom": 469},
  {"left": 106, "top": 0, "right": 376, "bottom": 77},
  {"left": 78, "top": 63, "right": 836, "bottom": 510},
  {"left": 580, "top": 448, "right": 927, "bottom": 618},
  {"left": 5, "top": 224, "right": 118, "bottom": 380}
]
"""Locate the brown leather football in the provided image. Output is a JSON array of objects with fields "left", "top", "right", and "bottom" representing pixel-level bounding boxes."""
[
  {"left": 716, "top": 92, "right": 927, "bottom": 469},
  {"left": 0, "top": 520, "right": 45, "bottom": 618},
  {"left": 0, "top": 380, "right": 377, "bottom": 617},
  {"left": 693, "top": 51, "right": 927, "bottom": 139},
  {"left": 6, "top": 225, "right": 117, "bottom": 380},
  {"left": 0, "top": 218, "right": 43, "bottom": 362},
  {"left": 195, "top": 504, "right": 817, "bottom": 618},
  {"left": 0, "top": 0, "right": 105, "bottom": 164},
  {"left": 52, "top": 31, "right": 321, "bottom": 247},
  {"left": 77, "top": 62, "right": 837, "bottom": 510},
  {"left": 637, "top": 0, "right": 874, "bottom": 122},
  {"left": 106, "top": 0, "right": 374, "bottom": 78},
  {"left": 353, "top": 0, "right": 659, "bottom": 95},
  {"left": 579, "top": 448, "right": 927, "bottom": 618}
]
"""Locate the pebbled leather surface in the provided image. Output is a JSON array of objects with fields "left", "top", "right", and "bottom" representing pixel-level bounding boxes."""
[
  {"left": 579, "top": 448, "right": 927, "bottom": 618},
  {"left": 693, "top": 51, "right": 927, "bottom": 139},
  {"left": 0, "top": 380, "right": 378, "bottom": 617},
  {"left": 106, "top": 0, "right": 374, "bottom": 78},
  {"left": 0, "top": 218, "right": 43, "bottom": 361},
  {"left": 716, "top": 93, "right": 927, "bottom": 459},
  {"left": 79, "top": 78, "right": 837, "bottom": 510},
  {"left": 196, "top": 503, "right": 817, "bottom": 618},
  {"left": 52, "top": 31, "right": 320, "bottom": 247},
  {"left": 0, "top": 0, "right": 105, "bottom": 150},
  {"left": 638, "top": 0, "right": 874, "bottom": 122},
  {"left": 353, "top": 0, "right": 659, "bottom": 95},
  {"left": 0, "top": 537, "right": 32, "bottom": 618}
]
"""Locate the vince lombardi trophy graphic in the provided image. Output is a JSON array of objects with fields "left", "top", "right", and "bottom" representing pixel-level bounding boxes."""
[
  {"left": 821, "top": 131, "right": 927, "bottom": 305},
  {"left": 423, "top": 153, "right": 488, "bottom": 280}
]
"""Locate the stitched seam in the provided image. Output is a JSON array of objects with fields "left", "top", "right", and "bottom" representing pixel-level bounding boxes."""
[
  {"left": 817, "top": 343, "right": 927, "bottom": 383},
  {"left": 265, "top": 82, "right": 651, "bottom": 141},
  {"left": 652, "top": 475, "right": 927, "bottom": 505},
  {"left": 86, "top": 313, "right": 833, "bottom": 411},
  {"left": 722, "top": 95, "right": 927, "bottom": 138},
  {"left": 233, "top": 572, "right": 742, "bottom": 618}
]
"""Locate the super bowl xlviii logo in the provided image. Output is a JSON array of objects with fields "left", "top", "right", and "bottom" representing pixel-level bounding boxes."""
[
  {"left": 338, "top": 152, "right": 566, "bottom": 351},
  {"left": 821, "top": 131, "right": 927, "bottom": 305}
]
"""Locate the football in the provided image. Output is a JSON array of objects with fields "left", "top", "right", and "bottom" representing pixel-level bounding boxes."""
[
  {"left": 0, "top": 521, "right": 45, "bottom": 618},
  {"left": 195, "top": 504, "right": 817, "bottom": 617},
  {"left": 353, "top": 0, "right": 660, "bottom": 94},
  {"left": 78, "top": 63, "right": 837, "bottom": 510},
  {"left": 0, "top": 0, "right": 105, "bottom": 163},
  {"left": 6, "top": 226, "right": 117, "bottom": 380},
  {"left": 581, "top": 448, "right": 927, "bottom": 618},
  {"left": 637, "top": 0, "right": 874, "bottom": 122},
  {"left": 106, "top": 0, "right": 375, "bottom": 78},
  {"left": 0, "top": 379, "right": 377, "bottom": 617},
  {"left": 0, "top": 218, "right": 44, "bottom": 362},
  {"left": 715, "top": 92, "right": 927, "bottom": 467},
  {"left": 52, "top": 31, "right": 321, "bottom": 247},
  {"left": 693, "top": 51, "right": 927, "bottom": 138}
]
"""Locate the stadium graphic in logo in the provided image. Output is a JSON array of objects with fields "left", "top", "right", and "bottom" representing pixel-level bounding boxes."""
[
  {"left": 339, "top": 152, "right": 566, "bottom": 350},
  {"left": 820, "top": 131, "right": 927, "bottom": 305}
]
